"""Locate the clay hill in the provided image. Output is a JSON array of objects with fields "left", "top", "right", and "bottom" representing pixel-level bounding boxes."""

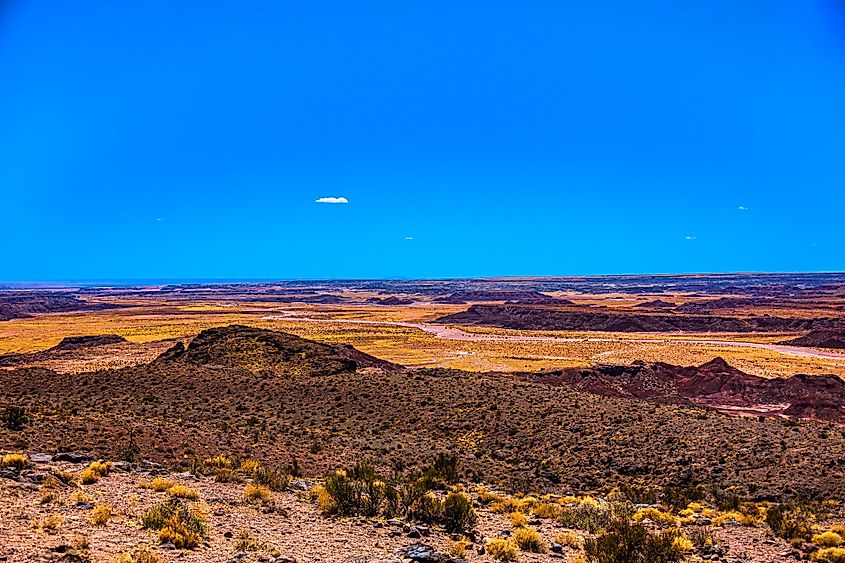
[
  {"left": 0, "top": 291, "right": 120, "bottom": 321},
  {"left": 0, "top": 334, "right": 133, "bottom": 368},
  {"left": 436, "top": 304, "right": 843, "bottom": 332},
  {"left": 779, "top": 329, "right": 845, "bottom": 350},
  {"left": 528, "top": 357, "right": 845, "bottom": 422},
  {"left": 633, "top": 299, "right": 677, "bottom": 309},
  {"left": 3, "top": 325, "right": 845, "bottom": 501},
  {"left": 366, "top": 296, "right": 416, "bottom": 305},
  {"left": 433, "top": 290, "right": 573, "bottom": 305},
  {"left": 154, "top": 324, "right": 399, "bottom": 375}
]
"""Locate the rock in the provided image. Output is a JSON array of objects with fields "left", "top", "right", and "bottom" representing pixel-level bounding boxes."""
[
  {"left": 29, "top": 453, "right": 52, "bottom": 464},
  {"left": 387, "top": 519, "right": 404, "bottom": 527},
  {"left": 289, "top": 479, "right": 314, "bottom": 492},
  {"left": 551, "top": 542, "right": 563, "bottom": 553},
  {"left": 22, "top": 471, "right": 47, "bottom": 484},
  {"left": 415, "top": 525, "right": 431, "bottom": 536},
  {"left": 0, "top": 470, "right": 19, "bottom": 481},
  {"left": 407, "top": 527, "right": 422, "bottom": 539},
  {"left": 160, "top": 543, "right": 176, "bottom": 550},
  {"left": 52, "top": 452, "right": 90, "bottom": 464},
  {"left": 110, "top": 461, "right": 132, "bottom": 472},
  {"left": 75, "top": 501, "right": 95, "bottom": 510},
  {"left": 400, "top": 543, "right": 440, "bottom": 562},
  {"left": 224, "top": 531, "right": 234, "bottom": 538}
]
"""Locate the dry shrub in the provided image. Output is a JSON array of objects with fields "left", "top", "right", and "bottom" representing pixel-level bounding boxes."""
[
  {"left": 486, "top": 538, "right": 519, "bottom": 561},
  {"left": 513, "top": 526, "right": 546, "bottom": 553},
  {"left": 244, "top": 484, "right": 271, "bottom": 502},
  {"left": 814, "top": 531, "right": 844, "bottom": 547},
  {"left": 91, "top": 504, "right": 112, "bottom": 525},
  {"left": 167, "top": 485, "right": 199, "bottom": 500}
]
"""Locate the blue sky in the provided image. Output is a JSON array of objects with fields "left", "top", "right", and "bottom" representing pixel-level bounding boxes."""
[{"left": 2, "top": 1, "right": 844, "bottom": 280}]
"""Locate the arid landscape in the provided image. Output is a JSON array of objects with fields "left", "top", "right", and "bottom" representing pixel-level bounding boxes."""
[{"left": 3, "top": 275, "right": 845, "bottom": 562}]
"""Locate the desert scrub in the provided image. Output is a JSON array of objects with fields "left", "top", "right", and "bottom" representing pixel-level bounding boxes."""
[
  {"left": 812, "top": 547, "right": 845, "bottom": 562},
  {"left": 141, "top": 477, "right": 175, "bottom": 492},
  {"left": 167, "top": 484, "right": 199, "bottom": 500},
  {"left": 117, "top": 549, "right": 163, "bottom": 563},
  {"left": 555, "top": 531, "right": 581, "bottom": 549},
  {"left": 558, "top": 498, "right": 633, "bottom": 534},
  {"left": 765, "top": 504, "right": 815, "bottom": 541},
  {"left": 513, "top": 526, "right": 547, "bottom": 553},
  {"left": 813, "top": 531, "right": 844, "bottom": 547},
  {"left": 486, "top": 538, "right": 519, "bottom": 561},
  {"left": 244, "top": 483, "right": 271, "bottom": 502},
  {"left": 584, "top": 519, "right": 685, "bottom": 563},
  {"left": 90, "top": 503, "right": 112, "bottom": 525},
  {"left": 254, "top": 464, "right": 291, "bottom": 491},
  {"left": 142, "top": 499, "right": 208, "bottom": 550},
  {"left": 449, "top": 537, "right": 471, "bottom": 557},
  {"left": 33, "top": 514, "right": 64, "bottom": 533},
  {"left": 240, "top": 458, "right": 260, "bottom": 474},
  {"left": 442, "top": 492, "right": 477, "bottom": 533},
  {"left": 2, "top": 405, "right": 28, "bottom": 430},
  {"left": 632, "top": 507, "right": 679, "bottom": 528},
  {"left": 0, "top": 452, "right": 29, "bottom": 470},
  {"left": 80, "top": 460, "right": 111, "bottom": 484},
  {"left": 509, "top": 511, "right": 528, "bottom": 528},
  {"left": 533, "top": 501, "right": 561, "bottom": 519}
]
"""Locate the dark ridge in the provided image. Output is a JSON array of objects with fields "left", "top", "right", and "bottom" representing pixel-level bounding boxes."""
[
  {"left": 633, "top": 299, "right": 677, "bottom": 309},
  {"left": 436, "top": 304, "right": 843, "bottom": 333},
  {"left": 50, "top": 335, "right": 128, "bottom": 351},
  {"left": 779, "top": 329, "right": 845, "bottom": 350},
  {"left": 433, "top": 290, "right": 573, "bottom": 305}
]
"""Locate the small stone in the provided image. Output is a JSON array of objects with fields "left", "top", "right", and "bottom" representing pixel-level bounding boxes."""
[
  {"left": 551, "top": 542, "right": 563, "bottom": 553},
  {"left": 29, "top": 453, "right": 52, "bottom": 464}
]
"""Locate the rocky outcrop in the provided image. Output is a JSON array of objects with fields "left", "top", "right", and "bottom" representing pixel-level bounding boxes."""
[
  {"left": 779, "top": 329, "right": 845, "bottom": 350},
  {"left": 436, "top": 304, "right": 843, "bottom": 333},
  {"left": 528, "top": 357, "right": 845, "bottom": 423}
]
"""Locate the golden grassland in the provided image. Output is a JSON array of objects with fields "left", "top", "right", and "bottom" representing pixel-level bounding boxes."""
[{"left": 1, "top": 296, "right": 845, "bottom": 377}]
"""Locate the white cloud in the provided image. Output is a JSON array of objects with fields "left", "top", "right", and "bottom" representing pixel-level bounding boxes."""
[
  {"left": 684, "top": 235, "right": 696, "bottom": 240},
  {"left": 315, "top": 196, "right": 349, "bottom": 204},
  {"left": 738, "top": 205, "right": 749, "bottom": 211},
  {"left": 404, "top": 236, "right": 414, "bottom": 240}
]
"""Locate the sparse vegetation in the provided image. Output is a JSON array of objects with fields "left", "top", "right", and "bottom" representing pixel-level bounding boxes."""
[
  {"left": 2, "top": 405, "right": 28, "bottom": 431},
  {"left": 584, "top": 518, "right": 685, "bottom": 563},
  {"left": 486, "top": 537, "right": 519, "bottom": 561},
  {"left": 91, "top": 503, "right": 112, "bottom": 525},
  {"left": 244, "top": 483, "right": 271, "bottom": 502},
  {"left": 167, "top": 484, "right": 199, "bottom": 500},
  {"left": 513, "top": 526, "right": 546, "bottom": 552},
  {"left": 1, "top": 452, "right": 29, "bottom": 470},
  {"left": 141, "top": 499, "right": 208, "bottom": 550},
  {"left": 442, "top": 492, "right": 477, "bottom": 533},
  {"left": 765, "top": 504, "right": 814, "bottom": 541}
]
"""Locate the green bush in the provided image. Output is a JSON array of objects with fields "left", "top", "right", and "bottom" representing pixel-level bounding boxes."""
[
  {"left": 442, "top": 492, "right": 477, "bottom": 533},
  {"left": 584, "top": 518, "right": 684, "bottom": 563}
]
